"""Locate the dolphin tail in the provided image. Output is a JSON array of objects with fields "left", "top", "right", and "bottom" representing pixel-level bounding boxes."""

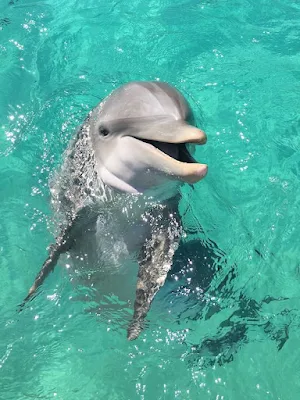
[{"left": 127, "top": 208, "right": 181, "bottom": 340}]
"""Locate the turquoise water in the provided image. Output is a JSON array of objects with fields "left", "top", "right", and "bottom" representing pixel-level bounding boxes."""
[{"left": 1, "top": 0, "right": 300, "bottom": 398}]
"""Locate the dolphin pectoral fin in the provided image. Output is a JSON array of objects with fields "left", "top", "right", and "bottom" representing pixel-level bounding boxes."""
[
  {"left": 20, "top": 233, "right": 71, "bottom": 309},
  {"left": 127, "top": 211, "right": 181, "bottom": 340},
  {"left": 20, "top": 206, "right": 97, "bottom": 310},
  {"left": 127, "top": 252, "right": 171, "bottom": 340}
]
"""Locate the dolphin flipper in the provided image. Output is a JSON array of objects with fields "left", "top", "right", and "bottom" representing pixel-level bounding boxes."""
[
  {"left": 21, "top": 206, "right": 98, "bottom": 308},
  {"left": 127, "top": 207, "right": 181, "bottom": 340}
]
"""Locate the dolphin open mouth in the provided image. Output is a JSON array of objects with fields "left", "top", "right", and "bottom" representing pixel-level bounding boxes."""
[
  {"left": 135, "top": 136, "right": 207, "bottom": 184},
  {"left": 139, "top": 139, "right": 196, "bottom": 163},
  {"left": 126, "top": 120, "right": 207, "bottom": 184}
]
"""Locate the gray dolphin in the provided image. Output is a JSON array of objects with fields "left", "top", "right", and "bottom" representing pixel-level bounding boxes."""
[{"left": 22, "top": 81, "right": 208, "bottom": 340}]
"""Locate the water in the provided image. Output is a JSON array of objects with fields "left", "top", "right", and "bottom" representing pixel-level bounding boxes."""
[{"left": 1, "top": 0, "right": 300, "bottom": 398}]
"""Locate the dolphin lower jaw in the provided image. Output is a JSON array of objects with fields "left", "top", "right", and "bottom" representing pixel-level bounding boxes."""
[{"left": 133, "top": 137, "right": 208, "bottom": 184}]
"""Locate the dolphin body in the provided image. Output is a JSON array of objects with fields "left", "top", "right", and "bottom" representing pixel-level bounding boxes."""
[{"left": 23, "top": 81, "right": 208, "bottom": 340}]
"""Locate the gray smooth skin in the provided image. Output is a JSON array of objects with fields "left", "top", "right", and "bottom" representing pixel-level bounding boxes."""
[{"left": 22, "top": 81, "right": 208, "bottom": 340}]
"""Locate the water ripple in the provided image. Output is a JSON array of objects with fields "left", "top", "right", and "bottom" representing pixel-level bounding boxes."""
[{"left": 1, "top": 0, "right": 300, "bottom": 399}]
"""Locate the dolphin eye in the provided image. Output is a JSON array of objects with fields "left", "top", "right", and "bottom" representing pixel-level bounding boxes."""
[{"left": 98, "top": 125, "right": 110, "bottom": 137}]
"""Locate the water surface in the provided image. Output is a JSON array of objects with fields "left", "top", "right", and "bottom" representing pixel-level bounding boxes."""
[{"left": 1, "top": 0, "right": 300, "bottom": 398}]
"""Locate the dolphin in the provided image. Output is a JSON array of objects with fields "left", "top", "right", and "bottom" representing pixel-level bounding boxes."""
[{"left": 22, "top": 81, "right": 208, "bottom": 340}]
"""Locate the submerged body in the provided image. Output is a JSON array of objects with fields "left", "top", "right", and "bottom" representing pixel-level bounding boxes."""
[{"left": 24, "top": 81, "right": 208, "bottom": 340}]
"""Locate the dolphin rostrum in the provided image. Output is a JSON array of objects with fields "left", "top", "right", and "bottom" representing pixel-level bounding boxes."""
[{"left": 22, "top": 81, "right": 208, "bottom": 340}]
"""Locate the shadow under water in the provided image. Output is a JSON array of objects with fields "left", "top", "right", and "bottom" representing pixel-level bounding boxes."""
[{"left": 163, "top": 237, "right": 291, "bottom": 367}]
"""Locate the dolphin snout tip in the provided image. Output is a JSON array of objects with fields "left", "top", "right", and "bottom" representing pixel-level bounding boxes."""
[
  {"left": 200, "top": 163, "right": 208, "bottom": 176},
  {"left": 190, "top": 127, "right": 207, "bottom": 145},
  {"left": 183, "top": 163, "right": 208, "bottom": 184},
  {"left": 195, "top": 163, "right": 208, "bottom": 182},
  {"left": 200, "top": 131, "right": 207, "bottom": 144}
]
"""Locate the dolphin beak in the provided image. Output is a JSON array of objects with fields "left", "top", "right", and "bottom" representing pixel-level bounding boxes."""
[
  {"left": 130, "top": 120, "right": 208, "bottom": 184},
  {"left": 144, "top": 144, "right": 208, "bottom": 184},
  {"left": 132, "top": 120, "right": 207, "bottom": 145},
  {"left": 168, "top": 121, "right": 207, "bottom": 145}
]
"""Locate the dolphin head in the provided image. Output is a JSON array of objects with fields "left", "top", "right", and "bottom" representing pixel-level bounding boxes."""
[{"left": 89, "top": 81, "right": 208, "bottom": 197}]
